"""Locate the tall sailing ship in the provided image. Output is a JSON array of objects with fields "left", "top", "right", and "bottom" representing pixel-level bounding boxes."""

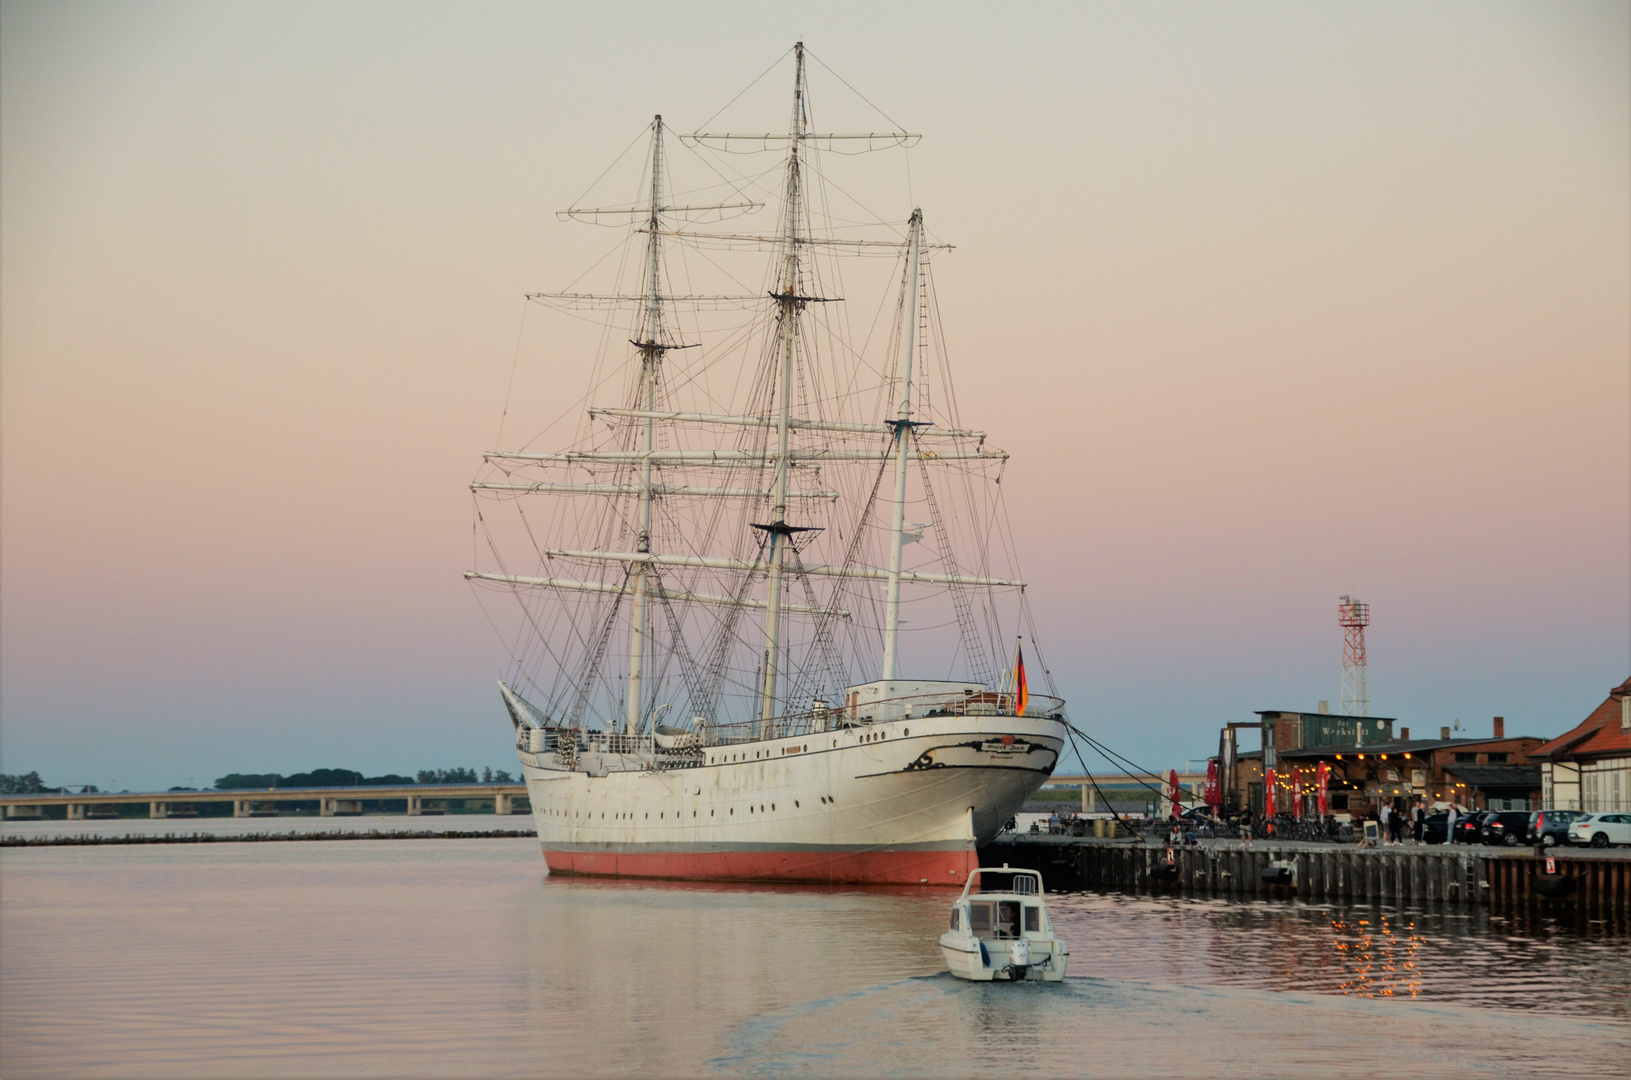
[{"left": 467, "top": 44, "right": 1067, "bottom": 885}]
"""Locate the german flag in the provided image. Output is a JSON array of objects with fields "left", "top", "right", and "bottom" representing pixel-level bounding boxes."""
[{"left": 1014, "top": 641, "right": 1029, "bottom": 716}]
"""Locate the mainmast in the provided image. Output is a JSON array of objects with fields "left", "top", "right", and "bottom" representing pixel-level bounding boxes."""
[
  {"left": 626, "top": 116, "right": 666, "bottom": 736},
  {"left": 880, "top": 209, "right": 923, "bottom": 683},
  {"left": 758, "top": 44, "right": 808, "bottom": 723}
]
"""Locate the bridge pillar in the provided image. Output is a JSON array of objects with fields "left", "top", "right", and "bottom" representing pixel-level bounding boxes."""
[
  {"left": 407, "top": 795, "right": 421, "bottom": 816},
  {"left": 320, "top": 798, "right": 334, "bottom": 817},
  {"left": 150, "top": 801, "right": 168, "bottom": 819},
  {"left": 5, "top": 805, "right": 43, "bottom": 819},
  {"left": 496, "top": 793, "right": 511, "bottom": 816},
  {"left": 234, "top": 799, "right": 250, "bottom": 818},
  {"left": 67, "top": 803, "right": 85, "bottom": 821}
]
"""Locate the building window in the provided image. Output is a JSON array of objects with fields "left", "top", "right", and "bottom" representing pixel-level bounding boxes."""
[
  {"left": 1455, "top": 753, "right": 1477, "bottom": 764},
  {"left": 1487, "top": 753, "right": 1508, "bottom": 765}
]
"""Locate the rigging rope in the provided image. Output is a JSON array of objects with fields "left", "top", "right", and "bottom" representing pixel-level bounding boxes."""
[
  {"left": 564, "top": 568, "right": 633, "bottom": 729},
  {"left": 916, "top": 451, "right": 994, "bottom": 688}
]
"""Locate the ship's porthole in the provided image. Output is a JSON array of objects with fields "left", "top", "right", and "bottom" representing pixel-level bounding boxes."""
[
  {"left": 729, "top": 808, "right": 734, "bottom": 815},
  {"left": 644, "top": 813, "right": 648, "bottom": 819},
  {"left": 795, "top": 800, "right": 800, "bottom": 808},
  {"left": 749, "top": 806, "right": 754, "bottom": 813},
  {"left": 771, "top": 803, "right": 776, "bottom": 811},
  {"left": 904, "top": 729, "right": 909, "bottom": 736},
  {"left": 711, "top": 810, "right": 715, "bottom": 816},
  {"left": 692, "top": 811, "right": 697, "bottom": 818}
]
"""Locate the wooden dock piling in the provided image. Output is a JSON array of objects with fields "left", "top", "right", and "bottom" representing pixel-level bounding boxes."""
[{"left": 982, "top": 836, "right": 1631, "bottom": 911}]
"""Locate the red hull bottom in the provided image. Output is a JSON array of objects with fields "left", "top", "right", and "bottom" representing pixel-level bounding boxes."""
[{"left": 542, "top": 846, "right": 978, "bottom": 886}]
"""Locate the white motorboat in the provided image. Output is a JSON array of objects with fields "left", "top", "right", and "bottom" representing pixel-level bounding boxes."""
[{"left": 939, "top": 865, "right": 1068, "bottom": 982}]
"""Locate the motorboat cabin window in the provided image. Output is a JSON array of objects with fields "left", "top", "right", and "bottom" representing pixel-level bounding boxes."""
[
  {"left": 950, "top": 907, "right": 961, "bottom": 930},
  {"left": 967, "top": 900, "right": 1023, "bottom": 939},
  {"left": 1024, "top": 906, "right": 1040, "bottom": 933}
]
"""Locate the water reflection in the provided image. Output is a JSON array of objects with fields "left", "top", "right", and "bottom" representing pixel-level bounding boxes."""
[{"left": 1046, "top": 890, "right": 1629, "bottom": 1018}]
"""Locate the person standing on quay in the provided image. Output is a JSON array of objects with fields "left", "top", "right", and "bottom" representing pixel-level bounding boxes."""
[
  {"left": 1379, "top": 802, "right": 1391, "bottom": 844},
  {"left": 1412, "top": 802, "right": 1426, "bottom": 843}
]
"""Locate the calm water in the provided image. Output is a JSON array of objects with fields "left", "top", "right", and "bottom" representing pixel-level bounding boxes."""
[{"left": 1, "top": 839, "right": 1625, "bottom": 1078}]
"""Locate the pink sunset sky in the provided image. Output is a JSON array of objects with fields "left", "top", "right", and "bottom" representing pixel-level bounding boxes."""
[{"left": 3, "top": 1, "right": 1627, "bottom": 790}]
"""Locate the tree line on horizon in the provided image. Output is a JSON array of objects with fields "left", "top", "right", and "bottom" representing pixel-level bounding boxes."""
[
  {"left": 0, "top": 768, "right": 517, "bottom": 794},
  {"left": 208, "top": 767, "right": 516, "bottom": 790}
]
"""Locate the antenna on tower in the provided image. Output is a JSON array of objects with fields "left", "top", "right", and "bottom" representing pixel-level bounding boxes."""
[{"left": 1338, "top": 595, "right": 1370, "bottom": 716}]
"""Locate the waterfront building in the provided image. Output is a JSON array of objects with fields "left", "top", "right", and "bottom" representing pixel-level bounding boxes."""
[
  {"left": 1533, "top": 677, "right": 1631, "bottom": 812},
  {"left": 1217, "top": 711, "right": 1544, "bottom": 818}
]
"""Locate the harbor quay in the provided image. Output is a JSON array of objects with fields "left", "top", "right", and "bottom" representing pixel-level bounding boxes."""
[
  {"left": 983, "top": 833, "right": 1631, "bottom": 912},
  {"left": 0, "top": 783, "right": 530, "bottom": 821}
]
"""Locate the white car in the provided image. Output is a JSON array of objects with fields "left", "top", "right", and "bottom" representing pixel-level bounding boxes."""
[{"left": 1568, "top": 813, "right": 1631, "bottom": 848}]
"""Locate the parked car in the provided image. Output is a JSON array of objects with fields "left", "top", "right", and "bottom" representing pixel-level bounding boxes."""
[
  {"left": 1421, "top": 812, "right": 1450, "bottom": 844},
  {"left": 1569, "top": 812, "right": 1631, "bottom": 848},
  {"left": 1528, "top": 809, "right": 1582, "bottom": 847},
  {"left": 1452, "top": 811, "right": 1494, "bottom": 844},
  {"left": 1480, "top": 811, "right": 1533, "bottom": 846}
]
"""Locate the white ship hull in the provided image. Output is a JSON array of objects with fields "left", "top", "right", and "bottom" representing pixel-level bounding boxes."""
[{"left": 518, "top": 713, "right": 1064, "bottom": 885}]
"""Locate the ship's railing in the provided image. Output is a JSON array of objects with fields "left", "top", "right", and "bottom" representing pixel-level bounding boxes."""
[
  {"left": 516, "top": 690, "right": 1067, "bottom": 759},
  {"left": 689, "top": 690, "right": 1067, "bottom": 748},
  {"left": 516, "top": 728, "right": 657, "bottom": 759}
]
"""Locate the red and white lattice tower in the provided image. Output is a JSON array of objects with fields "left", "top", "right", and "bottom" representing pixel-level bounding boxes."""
[{"left": 1338, "top": 595, "right": 1370, "bottom": 716}]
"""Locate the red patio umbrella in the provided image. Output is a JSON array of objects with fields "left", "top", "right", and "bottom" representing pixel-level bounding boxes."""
[
  {"left": 1293, "top": 775, "right": 1304, "bottom": 819},
  {"left": 1317, "top": 762, "right": 1330, "bottom": 816},
  {"left": 1168, "top": 768, "right": 1181, "bottom": 820},
  {"left": 1204, "top": 759, "right": 1220, "bottom": 811},
  {"left": 1265, "top": 768, "right": 1277, "bottom": 817}
]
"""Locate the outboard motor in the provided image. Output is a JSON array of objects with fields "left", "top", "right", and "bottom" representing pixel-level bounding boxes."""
[{"left": 1008, "top": 938, "right": 1031, "bottom": 981}]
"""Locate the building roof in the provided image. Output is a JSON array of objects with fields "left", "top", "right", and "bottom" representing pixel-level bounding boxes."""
[
  {"left": 1441, "top": 765, "right": 1541, "bottom": 790},
  {"left": 1531, "top": 678, "right": 1631, "bottom": 762},
  {"left": 1276, "top": 736, "right": 1537, "bottom": 760},
  {"left": 1255, "top": 710, "right": 1399, "bottom": 722}
]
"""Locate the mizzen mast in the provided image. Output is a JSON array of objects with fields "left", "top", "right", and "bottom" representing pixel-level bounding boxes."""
[{"left": 880, "top": 209, "right": 923, "bottom": 683}]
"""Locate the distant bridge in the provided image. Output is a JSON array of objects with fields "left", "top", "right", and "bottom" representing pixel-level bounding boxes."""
[
  {"left": 0, "top": 783, "right": 530, "bottom": 820},
  {"left": 2, "top": 772, "right": 1202, "bottom": 821}
]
